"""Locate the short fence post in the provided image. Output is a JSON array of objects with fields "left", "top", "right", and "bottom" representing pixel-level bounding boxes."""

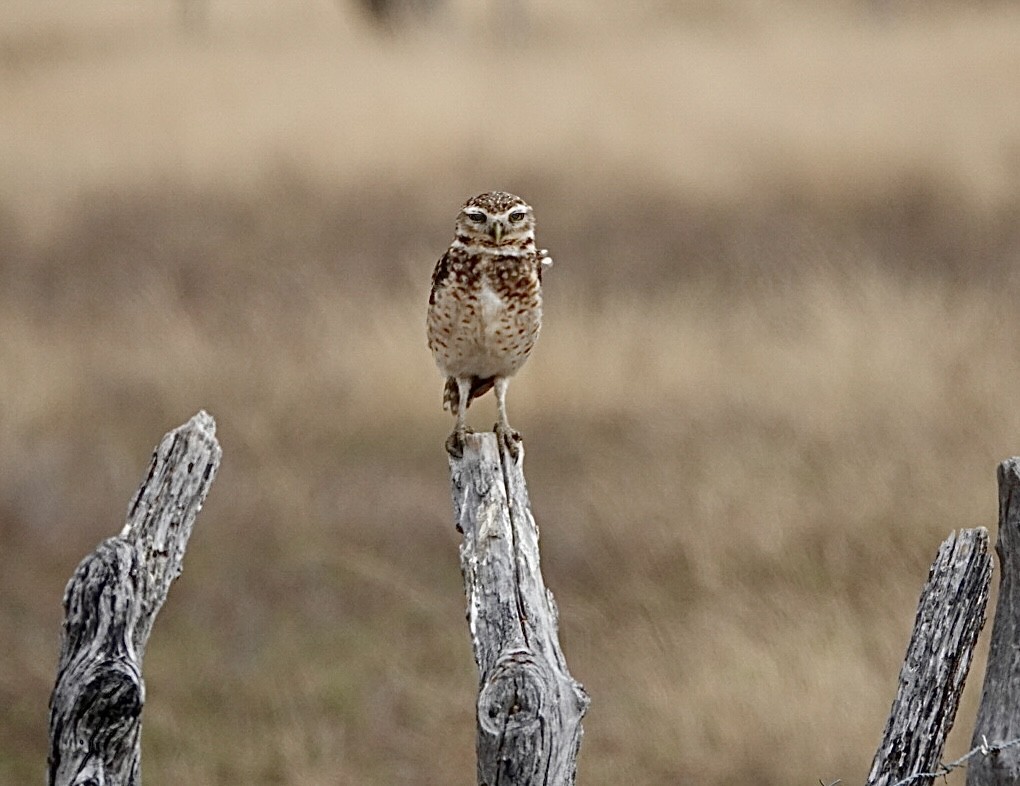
[
  {"left": 47, "top": 411, "right": 221, "bottom": 786},
  {"left": 448, "top": 434, "right": 589, "bottom": 786},
  {"left": 866, "top": 527, "right": 992, "bottom": 786},
  {"left": 967, "top": 458, "right": 1020, "bottom": 785}
]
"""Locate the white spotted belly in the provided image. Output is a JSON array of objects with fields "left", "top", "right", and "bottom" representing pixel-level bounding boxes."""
[
  {"left": 479, "top": 280, "right": 505, "bottom": 332},
  {"left": 428, "top": 281, "right": 541, "bottom": 380}
]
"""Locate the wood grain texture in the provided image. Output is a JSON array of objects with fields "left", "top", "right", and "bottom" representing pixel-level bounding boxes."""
[
  {"left": 968, "top": 458, "right": 1020, "bottom": 786},
  {"left": 866, "top": 527, "right": 991, "bottom": 786},
  {"left": 48, "top": 411, "right": 221, "bottom": 786},
  {"left": 449, "top": 434, "right": 589, "bottom": 786}
]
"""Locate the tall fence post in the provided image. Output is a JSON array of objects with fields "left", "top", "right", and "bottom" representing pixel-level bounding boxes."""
[
  {"left": 968, "top": 458, "right": 1020, "bottom": 785},
  {"left": 448, "top": 434, "right": 589, "bottom": 786},
  {"left": 866, "top": 527, "right": 991, "bottom": 786},
  {"left": 47, "top": 411, "right": 221, "bottom": 786}
]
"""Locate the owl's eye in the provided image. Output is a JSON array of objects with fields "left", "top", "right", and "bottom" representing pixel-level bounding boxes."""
[
  {"left": 467, "top": 212, "right": 486, "bottom": 223},
  {"left": 508, "top": 211, "right": 526, "bottom": 223}
]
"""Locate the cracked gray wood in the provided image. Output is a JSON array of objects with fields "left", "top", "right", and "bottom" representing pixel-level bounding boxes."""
[
  {"left": 968, "top": 458, "right": 1020, "bottom": 786},
  {"left": 866, "top": 527, "right": 991, "bottom": 786},
  {"left": 48, "top": 411, "right": 221, "bottom": 786},
  {"left": 449, "top": 433, "right": 589, "bottom": 786}
]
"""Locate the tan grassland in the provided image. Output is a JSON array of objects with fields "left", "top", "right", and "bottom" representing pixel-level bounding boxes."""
[{"left": 3, "top": 1, "right": 1020, "bottom": 783}]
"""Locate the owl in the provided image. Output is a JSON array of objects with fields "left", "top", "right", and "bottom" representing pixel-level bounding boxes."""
[{"left": 427, "top": 191, "right": 552, "bottom": 459}]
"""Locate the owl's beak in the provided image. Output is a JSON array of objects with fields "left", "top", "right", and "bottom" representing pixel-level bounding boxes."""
[{"left": 490, "top": 222, "right": 503, "bottom": 244}]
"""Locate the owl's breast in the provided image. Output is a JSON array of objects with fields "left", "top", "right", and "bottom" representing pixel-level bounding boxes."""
[
  {"left": 427, "top": 253, "right": 543, "bottom": 379},
  {"left": 478, "top": 279, "right": 506, "bottom": 330}
]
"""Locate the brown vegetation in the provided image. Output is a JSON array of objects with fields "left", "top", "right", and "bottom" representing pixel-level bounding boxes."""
[{"left": 2, "top": 1, "right": 1020, "bottom": 783}]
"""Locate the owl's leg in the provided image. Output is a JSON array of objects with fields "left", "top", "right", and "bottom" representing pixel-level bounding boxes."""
[
  {"left": 493, "top": 377, "right": 522, "bottom": 460},
  {"left": 445, "top": 376, "right": 474, "bottom": 458}
]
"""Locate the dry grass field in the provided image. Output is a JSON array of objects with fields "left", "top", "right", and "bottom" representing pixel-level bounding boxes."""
[{"left": 3, "top": 1, "right": 1020, "bottom": 783}]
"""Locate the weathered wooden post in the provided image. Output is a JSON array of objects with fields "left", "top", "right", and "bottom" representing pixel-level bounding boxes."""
[
  {"left": 448, "top": 434, "right": 589, "bottom": 786},
  {"left": 865, "top": 528, "right": 992, "bottom": 786},
  {"left": 968, "top": 458, "right": 1020, "bottom": 785},
  {"left": 47, "top": 411, "right": 221, "bottom": 786}
]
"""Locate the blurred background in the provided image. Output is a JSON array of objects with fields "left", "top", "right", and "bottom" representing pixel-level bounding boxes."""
[{"left": 2, "top": 0, "right": 1020, "bottom": 783}]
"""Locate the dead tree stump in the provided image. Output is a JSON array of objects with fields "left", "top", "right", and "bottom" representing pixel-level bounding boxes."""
[
  {"left": 866, "top": 527, "right": 992, "bottom": 786},
  {"left": 47, "top": 411, "right": 221, "bottom": 786},
  {"left": 448, "top": 434, "right": 589, "bottom": 786},
  {"left": 968, "top": 458, "right": 1020, "bottom": 785}
]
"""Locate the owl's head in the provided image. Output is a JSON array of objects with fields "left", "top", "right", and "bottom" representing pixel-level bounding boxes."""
[{"left": 454, "top": 191, "right": 535, "bottom": 248}]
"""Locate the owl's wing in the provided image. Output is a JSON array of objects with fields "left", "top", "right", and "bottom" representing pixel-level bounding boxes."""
[{"left": 429, "top": 251, "right": 452, "bottom": 306}]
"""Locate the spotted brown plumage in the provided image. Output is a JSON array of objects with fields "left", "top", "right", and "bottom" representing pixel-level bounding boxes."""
[{"left": 426, "top": 191, "right": 551, "bottom": 458}]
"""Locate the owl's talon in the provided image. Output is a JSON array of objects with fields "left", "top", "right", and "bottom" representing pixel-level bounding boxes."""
[
  {"left": 446, "top": 430, "right": 464, "bottom": 458},
  {"left": 446, "top": 427, "right": 474, "bottom": 458},
  {"left": 495, "top": 424, "right": 522, "bottom": 460}
]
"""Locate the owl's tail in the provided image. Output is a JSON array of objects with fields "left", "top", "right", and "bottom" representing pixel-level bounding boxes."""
[{"left": 443, "top": 376, "right": 495, "bottom": 415}]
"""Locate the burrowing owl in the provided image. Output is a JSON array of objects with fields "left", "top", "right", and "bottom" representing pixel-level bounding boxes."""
[{"left": 427, "top": 191, "right": 551, "bottom": 458}]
